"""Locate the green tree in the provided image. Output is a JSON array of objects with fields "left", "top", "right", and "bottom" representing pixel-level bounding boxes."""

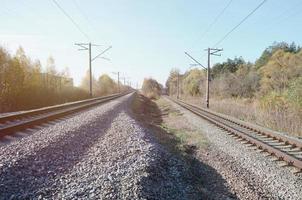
[{"left": 211, "top": 57, "right": 245, "bottom": 78}]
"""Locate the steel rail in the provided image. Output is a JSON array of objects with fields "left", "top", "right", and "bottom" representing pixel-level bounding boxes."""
[
  {"left": 168, "top": 97, "right": 302, "bottom": 171},
  {"left": 177, "top": 99, "right": 302, "bottom": 150},
  {"left": 0, "top": 92, "right": 129, "bottom": 138},
  {"left": 0, "top": 93, "right": 121, "bottom": 124}
]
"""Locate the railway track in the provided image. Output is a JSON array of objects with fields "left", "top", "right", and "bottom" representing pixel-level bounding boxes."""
[
  {"left": 0, "top": 92, "right": 129, "bottom": 138},
  {"left": 168, "top": 97, "right": 302, "bottom": 171}
]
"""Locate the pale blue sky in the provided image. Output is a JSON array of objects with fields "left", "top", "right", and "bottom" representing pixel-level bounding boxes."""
[{"left": 1, "top": 0, "right": 301, "bottom": 87}]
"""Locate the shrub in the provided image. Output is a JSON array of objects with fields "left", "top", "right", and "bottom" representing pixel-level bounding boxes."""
[{"left": 142, "top": 78, "right": 162, "bottom": 99}]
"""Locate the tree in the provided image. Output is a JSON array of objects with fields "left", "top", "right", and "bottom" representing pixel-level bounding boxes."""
[
  {"left": 80, "top": 70, "right": 97, "bottom": 95},
  {"left": 286, "top": 77, "right": 302, "bottom": 109},
  {"left": 211, "top": 57, "right": 245, "bottom": 78},
  {"left": 46, "top": 56, "right": 57, "bottom": 76},
  {"left": 0, "top": 46, "right": 89, "bottom": 112},
  {"left": 142, "top": 78, "right": 162, "bottom": 99},
  {"left": 182, "top": 68, "right": 205, "bottom": 96},
  {"left": 2, "top": 58, "right": 25, "bottom": 109},
  {"left": 255, "top": 42, "right": 301, "bottom": 69},
  {"left": 96, "top": 74, "right": 117, "bottom": 96},
  {"left": 259, "top": 49, "right": 302, "bottom": 95},
  {"left": 165, "top": 68, "right": 179, "bottom": 96}
]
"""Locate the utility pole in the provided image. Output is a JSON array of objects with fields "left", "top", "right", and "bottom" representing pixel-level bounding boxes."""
[
  {"left": 112, "top": 72, "right": 120, "bottom": 93},
  {"left": 75, "top": 43, "right": 112, "bottom": 97},
  {"left": 89, "top": 43, "right": 92, "bottom": 96},
  {"left": 177, "top": 72, "right": 180, "bottom": 99},
  {"left": 121, "top": 76, "right": 130, "bottom": 89},
  {"left": 122, "top": 76, "right": 130, "bottom": 85},
  {"left": 185, "top": 51, "right": 207, "bottom": 105},
  {"left": 185, "top": 49, "right": 222, "bottom": 109},
  {"left": 205, "top": 48, "right": 223, "bottom": 108},
  {"left": 117, "top": 72, "right": 120, "bottom": 92}
]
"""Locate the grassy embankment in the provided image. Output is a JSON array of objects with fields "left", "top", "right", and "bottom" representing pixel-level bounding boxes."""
[
  {"left": 181, "top": 96, "right": 302, "bottom": 137},
  {"left": 132, "top": 93, "right": 208, "bottom": 157}
]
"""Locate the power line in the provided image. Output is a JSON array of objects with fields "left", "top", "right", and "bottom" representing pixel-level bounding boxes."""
[
  {"left": 263, "top": 1, "right": 302, "bottom": 31},
  {"left": 72, "top": 0, "right": 98, "bottom": 35},
  {"left": 186, "top": 0, "right": 232, "bottom": 60},
  {"left": 72, "top": 0, "right": 90, "bottom": 22},
  {"left": 51, "top": 0, "right": 90, "bottom": 40},
  {"left": 213, "top": 0, "right": 268, "bottom": 47},
  {"left": 199, "top": 0, "right": 233, "bottom": 44}
]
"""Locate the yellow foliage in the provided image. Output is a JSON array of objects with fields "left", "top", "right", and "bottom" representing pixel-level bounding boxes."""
[
  {"left": 259, "top": 49, "right": 302, "bottom": 95},
  {"left": 0, "top": 46, "right": 89, "bottom": 112},
  {"left": 142, "top": 78, "right": 162, "bottom": 99}
]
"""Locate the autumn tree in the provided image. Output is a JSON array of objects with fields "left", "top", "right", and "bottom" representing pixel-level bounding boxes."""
[
  {"left": 142, "top": 78, "right": 162, "bottom": 99},
  {"left": 80, "top": 70, "right": 98, "bottom": 95},
  {"left": 0, "top": 46, "right": 89, "bottom": 112},
  {"left": 165, "top": 68, "right": 179, "bottom": 96},
  {"left": 255, "top": 42, "right": 301, "bottom": 69},
  {"left": 259, "top": 49, "right": 302, "bottom": 95},
  {"left": 182, "top": 68, "right": 205, "bottom": 96},
  {"left": 96, "top": 74, "right": 117, "bottom": 96}
]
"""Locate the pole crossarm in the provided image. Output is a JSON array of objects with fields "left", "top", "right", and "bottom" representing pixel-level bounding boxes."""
[
  {"left": 75, "top": 42, "right": 112, "bottom": 97},
  {"left": 75, "top": 43, "right": 89, "bottom": 50},
  {"left": 211, "top": 53, "right": 221, "bottom": 56},
  {"left": 75, "top": 43, "right": 89, "bottom": 45},
  {"left": 184, "top": 52, "right": 207, "bottom": 70},
  {"left": 91, "top": 46, "right": 112, "bottom": 62},
  {"left": 98, "top": 57, "right": 111, "bottom": 61},
  {"left": 210, "top": 48, "right": 223, "bottom": 55}
]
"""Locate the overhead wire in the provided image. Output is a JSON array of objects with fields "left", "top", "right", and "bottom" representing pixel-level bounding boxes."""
[
  {"left": 264, "top": 1, "right": 302, "bottom": 31},
  {"left": 198, "top": 0, "right": 233, "bottom": 44},
  {"left": 72, "top": 0, "right": 98, "bottom": 36},
  {"left": 187, "top": 0, "right": 233, "bottom": 62},
  {"left": 213, "top": 0, "right": 268, "bottom": 47},
  {"left": 51, "top": 0, "right": 90, "bottom": 40}
]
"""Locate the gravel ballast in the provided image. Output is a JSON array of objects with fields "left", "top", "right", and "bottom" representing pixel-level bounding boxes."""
[
  {"left": 165, "top": 97, "right": 302, "bottom": 200},
  {"left": 0, "top": 94, "right": 202, "bottom": 199}
]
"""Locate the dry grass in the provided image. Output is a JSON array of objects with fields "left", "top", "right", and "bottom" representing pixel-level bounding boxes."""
[
  {"left": 156, "top": 98, "right": 208, "bottom": 151},
  {"left": 144, "top": 91, "right": 160, "bottom": 100},
  {"left": 182, "top": 96, "right": 302, "bottom": 137},
  {"left": 132, "top": 93, "right": 208, "bottom": 156}
]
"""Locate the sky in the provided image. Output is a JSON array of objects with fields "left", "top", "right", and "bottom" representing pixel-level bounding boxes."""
[{"left": 1, "top": 0, "right": 302, "bottom": 87}]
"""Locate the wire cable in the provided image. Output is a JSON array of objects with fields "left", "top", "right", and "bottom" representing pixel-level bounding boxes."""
[
  {"left": 199, "top": 0, "right": 233, "bottom": 43},
  {"left": 213, "top": 0, "right": 268, "bottom": 47},
  {"left": 72, "top": 0, "right": 98, "bottom": 34},
  {"left": 51, "top": 0, "right": 90, "bottom": 40},
  {"left": 187, "top": 0, "right": 232, "bottom": 57}
]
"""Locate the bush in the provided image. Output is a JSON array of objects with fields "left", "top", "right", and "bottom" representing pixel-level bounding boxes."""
[
  {"left": 286, "top": 77, "right": 302, "bottom": 109},
  {"left": 142, "top": 78, "right": 162, "bottom": 99}
]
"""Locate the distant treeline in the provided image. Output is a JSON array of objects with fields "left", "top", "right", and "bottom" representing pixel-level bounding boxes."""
[
  {"left": 80, "top": 70, "right": 130, "bottom": 98},
  {"left": 0, "top": 46, "right": 126, "bottom": 113},
  {"left": 166, "top": 42, "right": 302, "bottom": 135}
]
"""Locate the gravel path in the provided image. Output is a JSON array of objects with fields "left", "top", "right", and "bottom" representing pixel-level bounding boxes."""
[
  {"left": 0, "top": 94, "right": 202, "bottom": 199},
  {"left": 165, "top": 97, "right": 302, "bottom": 200}
]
